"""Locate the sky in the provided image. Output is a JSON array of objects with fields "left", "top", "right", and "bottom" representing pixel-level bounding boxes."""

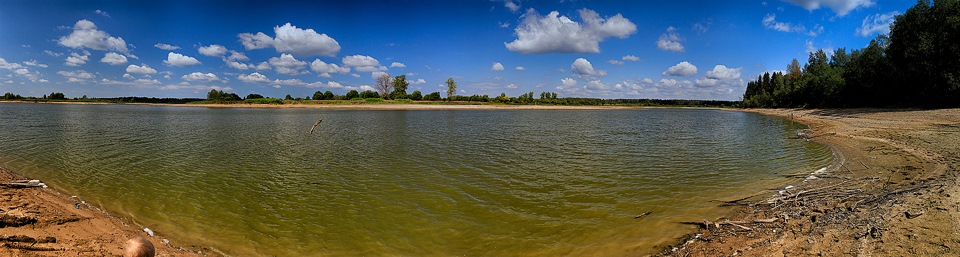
[{"left": 0, "top": 0, "right": 913, "bottom": 100}]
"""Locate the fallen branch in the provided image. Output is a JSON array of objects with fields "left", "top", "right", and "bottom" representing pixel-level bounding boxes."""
[{"left": 634, "top": 211, "right": 653, "bottom": 219}]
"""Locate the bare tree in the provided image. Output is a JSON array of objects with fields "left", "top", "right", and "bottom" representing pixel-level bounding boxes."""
[{"left": 375, "top": 73, "right": 393, "bottom": 98}]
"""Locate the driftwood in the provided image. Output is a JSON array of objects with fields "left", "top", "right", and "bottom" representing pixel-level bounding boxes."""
[
  {"left": 681, "top": 218, "right": 778, "bottom": 230},
  {"left": 634, "top": 211, "right": 653, "bottom": 219},
  {"left": 309, "top": 119, "right": 323, "bottom": 134},
  {"left": 1, "top": 180, "right": 46, "bottom": 188},
  {"left": 1, "top": 243, "right": 60, "bottom": 251}
]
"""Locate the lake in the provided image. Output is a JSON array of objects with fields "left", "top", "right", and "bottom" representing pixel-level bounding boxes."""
[{"left": 0, "top": 103, "right": 831, "bottom": 256}]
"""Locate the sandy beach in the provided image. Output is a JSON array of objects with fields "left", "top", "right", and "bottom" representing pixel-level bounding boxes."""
[
  {"left": 2, "top": 105, "right": 958, "bottom": 256},
  {"left": 670, "top": 108, "right": 960, "bottom": 256}
]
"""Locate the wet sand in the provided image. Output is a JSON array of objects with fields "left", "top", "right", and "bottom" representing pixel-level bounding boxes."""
[{"left": 669, "top": 108, "right": 960, "bottom": 256}]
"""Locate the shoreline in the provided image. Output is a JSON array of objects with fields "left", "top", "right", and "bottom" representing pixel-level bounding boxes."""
[
  {"left": 0, "top": 166, "right": 213, "bottom": 256},
  {"left": 667, "top": 108, "right": 960, "bottom": 256}
]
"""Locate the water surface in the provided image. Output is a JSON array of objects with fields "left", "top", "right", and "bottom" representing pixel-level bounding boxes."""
[{"left": 0, "top": 103, "right": 831, "bottom": 256}]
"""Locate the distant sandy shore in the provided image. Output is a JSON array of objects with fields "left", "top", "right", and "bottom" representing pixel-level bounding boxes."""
[
  {"left": 670, "top": 108, "right": 960, "bottom": 256},
  {"left": 138, "top": 102, "right": 648, "bottom": 110}
]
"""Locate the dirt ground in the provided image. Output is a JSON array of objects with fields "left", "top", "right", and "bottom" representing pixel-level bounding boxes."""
[
  {"left": 0, "top": 169, "right": 214, "bottom": 256},
  {"left": 666, "top": 108, "right": 960, "bottom": 256}
]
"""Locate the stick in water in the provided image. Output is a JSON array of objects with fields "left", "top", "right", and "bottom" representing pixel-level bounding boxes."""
[{"left": 310, "top": 119, "right": 323, "bottom": 134}]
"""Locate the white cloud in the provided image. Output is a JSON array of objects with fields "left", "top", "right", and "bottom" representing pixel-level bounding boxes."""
[
  {"left": 126, "top": 64, "right": 157, "bottom": 74},
  {"left": 658, "top": 78, "right": 693, "bottom": 87},
  {"left": 123, "top": 73, "right": 134, "bottom": 79},
  {"left": 409, "top": 78, "right": 426, "bottom": 85},
  {"left": 504, "top": 0, "right": 520, "bottom": 13},
  {"left": 44, "top": 50, "right": 63, "bottom": 57},
  {"left": 100, "top": 52, "right": 128, "bottom": 65},
  {"left": 227, "top": 51, "right": 249, "bottom": 61},
  {"left": 351, "top": 74, "right": 361, "bottom": 78},
  {"left": 95, "top": 9, "right": 110, "bottom": 18},
  {"left": 198, "top": 44, "right": 227, "bottom": 57},
  {"left": 237, "top": 72, "right": 271, "bottom": 83},
  {"left": 662, "top": 61, "right": 698, "bottom": 77},
  {"left": 268, "top": 54, "right": 307, "bottom": 75},
  {"left": 783, "top": 0, "right": 874, "bottom": 17},
  {"left": 693, "top": 19, "right": 712, "bottom": 34},
  {"left": 584, "top": 80, "right": 611, "bottom": 91},
  {"left": 255, "top": 62, "right": 271, "bottom": 71},
  {"left": 310, "top": 59, "right": 350, "bottom": 77},
  {"left": 608, "top": 60, "right": 625, "bottom": 65},
  {"left": 58, "top": 19, "right": 128, "bottom": 53},
  {"left": 57, "top": 70, "right": 95, "bottom": 83},
  {"left": 239, "top": 23, "right": 341, "bottom": 57},
  {"left": 227, "top": 61, "right": 253, "bottom": 70},
  {"left": 390, "top": 62, "right": 406, "bottom": 68},
  {"left": 515, "top": 66, "right": 526, "bottom": 71},
  {"left": 762, "top": 14, "right": 806, "bottom": 33},
  {"left": 491, "top": 62, "right": 505, "bottom": 71},
  {"left": 342, "top": 55, "right": 384, "bottom": 73},
  {"left": 505, "top": 8, "right": 637, "bottom": 54},
  {"left": 65, "top": 51, "right": 91, "bottom": 66},
  {"left": 561, "top": 77, "right": 577, "bottom": 87},
  {"left": 182, "top": 72, "right": 221, "bottom": 82},
  {"left": 856, "top": 11, "right": 898, "bottom": 37},
  {"left": 622, "top": 55, "right": 640, "bottom": 62},
  {"left": 695, "top": 65, "right": 743, "bottom": 88},
  {"left": 657, "top": 27, "right": 685, "bottom": 52},
  {"left": 571, "top": 58, "right": 606, "bottom": 77},
  {"left": 154, "top": 43, "right": 180, "bottom": 50},
  {"left": 163, "top": 52, "right": 201, "bottom": 67},
  {"left": 24, "top": 60, "right": 48, "bottom": 68},
  {"left": 0, "top": 58, "right": 22, "bottom": 69}
]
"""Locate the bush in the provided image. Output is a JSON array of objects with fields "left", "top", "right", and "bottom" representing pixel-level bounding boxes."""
[
  {"left": 363, "top": 98, "right": 384, "bottom": 103},
  {"left": 395, "top": 99, "right": 413, "bottom": 104},
  {"left": 244, "top": 98, "right": 283, "bottom": 104}
]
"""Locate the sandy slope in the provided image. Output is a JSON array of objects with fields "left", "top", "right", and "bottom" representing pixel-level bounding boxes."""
[
  {"left": 669, "top": 108, "right": 960, "bottom": 256},
  {"left": 0, "top": 169, "right": 212, "bottom": 256}
]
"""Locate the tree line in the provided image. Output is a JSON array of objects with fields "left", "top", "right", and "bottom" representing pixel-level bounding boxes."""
[{"left": 743, "top": 0, "right": 960, "bottom": 108}]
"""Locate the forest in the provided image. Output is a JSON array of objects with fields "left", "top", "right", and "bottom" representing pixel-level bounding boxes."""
[{"left": 743, "top": 0, "right": 959, "bottom": 108}]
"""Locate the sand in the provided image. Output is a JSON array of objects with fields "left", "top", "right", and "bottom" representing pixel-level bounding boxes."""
[
  {"left": 2, "top": 105, "right": 958, "bottom": 256},
  {"left": 668, "top": 108, "right": 960, "bottom": 256}
]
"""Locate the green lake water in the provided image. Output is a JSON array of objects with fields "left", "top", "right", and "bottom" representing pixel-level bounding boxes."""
[{"left": 0, "top": 103, "right": 831, "bottom": 256}]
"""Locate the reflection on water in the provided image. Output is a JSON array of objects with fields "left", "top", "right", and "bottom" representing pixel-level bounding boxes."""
[{"left": 0, "top": 103, "right": 831, "bottom": 256}]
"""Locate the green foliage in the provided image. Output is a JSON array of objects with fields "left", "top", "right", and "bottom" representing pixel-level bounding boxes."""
[
  {"left": 207, "top": 90, "right": 241, "bottom": 102},
  {"left": 744, "top": 0, "right": 960, "bottom": 108},
  {"left": 285, "top": 94, "right": 293, "bottom": 100},
  {"left": 422, "top": 92, "right": 441, "bottom": 101},
  {"left": 346, "top": 90, "right": 359, "bottom": 99},
  {"left": 363, "top": 98, "right": 384, "bottom": 103},
  {"left": 245, "top": 94, "right": 264, "bottom": 100},
  {"left": 410, "top": 90, "right": 422, "bottom": 100},
  {"left": 445, "top": 78, "right": 457, "bottom": 99},
  {"left": 47, "top": 92, "right": 66, "bottom": 100},
  {"left": 391, "top": 75, "right": 409, "bottom": 99},
  {"left": 244, "top": 98, "right": 283, "bottom": 104},
  {"left": 2, "top": 92, "right": 23, "bottom": 100},
  {"left": 359, "top": 90, "right": 379, "bottom": 99},
  {"left": 324, "top": 91, "right": 335, "bottom": 100},
  {"left": 395, "top": 99, "right": 413, "bottom": 104}
]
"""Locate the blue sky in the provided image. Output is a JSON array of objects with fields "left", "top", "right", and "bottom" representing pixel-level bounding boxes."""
[{"left": 0, "top": 0, "right": 912, "bottom": 100}]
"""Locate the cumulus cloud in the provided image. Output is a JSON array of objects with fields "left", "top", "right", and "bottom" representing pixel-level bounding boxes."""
[
  {"left": 504, "top": 0, "right": 520, "bottom": 13},
  {"left": 227, "top": 61, "right": 252, "bottom": 70},
  {"left": 608, "top": 60, "right": 625, "bottom": 65},
  {"left": 227, "top": 51, "right": 249, "bottom": 61},
  {"left": 491, "top": 62, "right": 505, "bottom": 71},
  {"left": 57, "top": 70, "right": 95, "bottom": 83},
  {"left": 561, "top": 77, "right": 577, "bottom": 87},
  {"left": 657, "top": 27, "right": 685, "bottom": 52},
  {"left": 658, "top": 78, "right": 694, "bottom": 87},
  {"left": 505, "top": 8, "right": 637, "bottom": 54},
  {"left": 515, "top": 66, "right": 526, "bottom": 71},
  {"left": 268, "top": 54, "right": 308, "bottom": 75},
  {"left": 0, "top": 58, "right": 22, "bottom": 70},
  {"left": 58, "top": 20, "right": 128, "bottom": 53},
  {"left": 571, "top": 58, "right": 606, "bottom": 77},
  {"left": 695, "top": 65, "right": 743, "bottom": 88},
  {"left": 126, "top": 64, "right": 157, "bottom": 74},
  {"left": 95, "top": 9, "right": 110, "bottom": 18},
  {"left": 100, "top": 52, "right": 128, "bottom": 65},
  {"left": 342, "top": 55, "right": 383, "bottom": 73},
  {"left": 24, "top": 60, "right": 48, "bottom": 68},
  {"left": 390, "top": 62, "right": 406, "bottom": 68},
  {"left": 238, "top": 23, "right": 341, "bottom": 57},
  {"left": 783, "top": 0, "right": 874, "bottom": 17},
  {"left": 255, "top": 62, "right": 271, "bottom": 71},
  {"left": 181, "top": 72, "right": 221, "bottom": 82},
  {"left": 622, "top": 55, "right": 640, "bottom": 62},
  {"left": 163, "top": 52, "right": 201, "bottom": 67},
  {"left": 856, "top": 11, "right": 898, "bottom": 37},
  {"left": 310, "top": 59, "right": 350, "bottom": 77},
  {"left": 65, "top": 51, "right": 91, "bottom": 66},
  {"left": 44, "top": 50, "right": 63, "bottom": 57},
  {"left": 662, "top": 61, "right": 698, "bottom": 77},
  {"left": 198, "top": 44, "right": 227, "bottom": 57},
  {"left": 154, "top": 43, "right": 180, "bottom": 50},
  {"left": 237, "top": 72, "right": 271, "bottom": 83},
  {"left": 762, "top": 14, "right": 806, "bottom": 33},
  {"left": 409, "top": 78, "right": 426, "bottom": 85}
]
